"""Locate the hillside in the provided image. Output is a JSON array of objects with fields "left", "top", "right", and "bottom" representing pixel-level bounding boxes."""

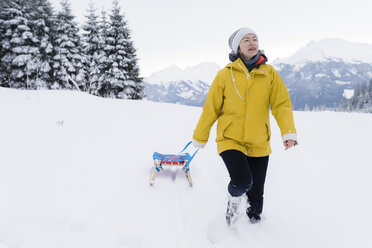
[{"left": 0, "top": 87, "right": 371, "bottom": 248}]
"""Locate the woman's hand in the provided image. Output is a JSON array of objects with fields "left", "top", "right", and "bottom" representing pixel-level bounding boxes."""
[{"left": 283, "top": 140, "right": 296, "bottom": 150}]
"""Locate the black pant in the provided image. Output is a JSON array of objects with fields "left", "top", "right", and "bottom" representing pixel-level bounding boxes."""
[{"left": 220, "top": 150, "right": 269, "bottom": 214}]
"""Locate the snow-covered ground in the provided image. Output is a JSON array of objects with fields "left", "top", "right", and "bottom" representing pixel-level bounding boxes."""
[{"left": 1, "top": 87, "right": 372, "bottom": 248}]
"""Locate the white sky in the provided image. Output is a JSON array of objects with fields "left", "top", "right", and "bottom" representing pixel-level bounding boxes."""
[{"left": 49, "top": 0, "right": 372, "bottom": 77}]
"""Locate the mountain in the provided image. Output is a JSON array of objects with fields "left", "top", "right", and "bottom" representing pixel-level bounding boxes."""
[
  {"left": 143, "top": 62, "right": 220, "bottom": 106},
  {"left": 144, "top": 80, "right": 211, "bottom": 106},
  {"left": 143, "top": 38, "right": 372, "bottom": 110},
  {"left": 145, "top": 62, "right": 220, "bottom": 86},
  {"left": 273, "top": 38, "right": 372, "bottom": 66},
  {"left": 273, "top": 38, "right": 372, "bottom": 109}
]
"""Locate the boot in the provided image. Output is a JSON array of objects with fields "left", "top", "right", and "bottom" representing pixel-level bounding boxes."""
[
  {"left": 226, "top": 194, "right": 243, "bottom": 226},
  {"left": 246, "top": 207, "right": 261, "bottom": 223}
]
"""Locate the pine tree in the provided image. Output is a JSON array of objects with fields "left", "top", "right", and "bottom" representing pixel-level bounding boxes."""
[
  {"left": 304, "top": 104, "right": 310, "bottom": 111},
  {"left": 82, "top": 2, "right": 101, "bottom": 94},
  {"left": 368, "top": 79, "right": 372, "bottom": 110},
  {"left": 0, "top": 0, "right": 55, "bottom": 89},
  {"left": 0, "top": 0, "right": 12, "bottom": 86},
  {"left": 359, "top": 83, "right": 368, "bottom": 111},
  {"left": 93, "top": 8, "right": 112, "bottom": 97},
  {"left": 26, "top": 0, "right": 55, "bottom": 89},
  {"left": 0, "top": 0, "right": 39, "bottom": 89},
  {"left": 52, "top": 0, "right": 87, "bottom": 91},
  {"left": 344, "top": 81, "right": 372, "bottom": 112},
  {"left": 350, "top": 83, "right": 361, "bottom": 111},
  {"left": 338, "top": 97, "right": 350, "bottom": 112},
  {"left": 103, "top": 0, "right": 143, "bottom": 99}
]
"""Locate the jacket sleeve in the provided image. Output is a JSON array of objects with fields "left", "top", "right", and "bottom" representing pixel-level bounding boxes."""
[
  {"left": 193, "top": 72, "right": 224, "bottom": 144},
  {"left": 269, "top": 68, "right": 298, "bottom": 143}
]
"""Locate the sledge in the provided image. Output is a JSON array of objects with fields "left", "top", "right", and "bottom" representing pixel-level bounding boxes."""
[{"left": 150, "top": 141, "right": 198, "bottom": 187}]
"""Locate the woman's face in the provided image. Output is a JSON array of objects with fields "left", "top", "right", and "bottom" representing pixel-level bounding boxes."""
[{"left": 238, "top": 34, "right": 259, "bottom": 61}]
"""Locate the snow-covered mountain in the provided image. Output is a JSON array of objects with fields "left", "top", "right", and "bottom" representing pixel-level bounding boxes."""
[
  {"left": 144, "top": 80, "right": 211, "bottom": 106},
  {"left": 145, "top": 62, "right": 221, "bottom": 86},
  {"left": 273, "top": 38, "right": 372, "bottom": 67},
  {"left": 143, "top": 62, "right": 220, "bottom": 106},
  {"left": 273, "top": 38, "right": 372, "bottom": 110}
]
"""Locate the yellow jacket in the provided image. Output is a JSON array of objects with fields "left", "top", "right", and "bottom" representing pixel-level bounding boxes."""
[{"left": 193, "top": 58, "right": 297, "bottom": 157}]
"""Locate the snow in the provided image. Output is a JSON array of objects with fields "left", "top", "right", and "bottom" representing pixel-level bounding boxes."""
[
  {"left": 10, "top": 37, "right": 22, "bottom": 45},
  {"left": 343, "top": 89, "right": 354, "bottom": 99},
  {"left": 12, "top": 46, "right": 30, "bottom": 54},
  {"left": 178, "top": 88, "right": 194, "bottom": 98},
  {"left": 335, "top": 80, "right": 351, "bottom": 85},
  {"left": 21, "top": 31, "right": 33, "bottom": 40},
  {"left": 1, "top": 87, "right": 372, "bottom": 248},
  {"left": 12, "top": 54, "right": 32, "bottom": 66},
  {"left": 144, "top": 62, "right": 221, "bottom": 86},
  {"left": 349, "top": 68, "right": 358, "bottom": 75},
  {"left": 17, "top": 25, "right": 30, "bottom": 31},
  {"left": 315, "top": 73, "right": 327, "bottom": 78},
  {"left": 273, "top": 38, "right": 372, "bottom": 67},
  {"left": 332, "top": 68, "right": 341, "bottom": 77}
]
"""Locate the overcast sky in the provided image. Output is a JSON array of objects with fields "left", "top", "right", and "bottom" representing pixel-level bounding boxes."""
[{"left": 49, "top": 0, "right": 372, "bottom": 77}]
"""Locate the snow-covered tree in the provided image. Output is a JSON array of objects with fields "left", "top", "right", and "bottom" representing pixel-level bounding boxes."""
[
  {"left": 82, "top": 2, "right": 101, "bottom": 93},
  {"left": 102, "top": 0, "right": 143, "bottom": 99},
  {"left": 312, "top": 104, "right": 327, "bottom": 111},
  {"left": 340, "top": 80, "right": 372, "bottom": 113},
  {"left": 0, "top": 0, "right": 39, "bottom": 89},
  {"left": 368, "top": 79, "right": 372, "bottom": 104},
  {"left": 303, "top": 104, "right": 311, "bottom": 111},
  {"left": 359, "top": 83, "right": 369, "bottom": 110},
  {"left": 1, "top": 0, "right": 143, "bottom": 98},
  {"left": 350, "top": 83, "right": 361, "bottom": 111},
  {"left": 338, "top": 97, "right": 349, "bottom": 112},
  {"left": 26, "top": 0, "right": 55, "bottom": 88},
  {"left": 366, "top": 79, "right": 372, "bottom": 113},
  {"left": 0, "top": 0, "right": 12, "bottom": 86},
  {"left": 52, "top": 0, "right": 87, "bottom": 91},
  {"left": 0, "top": 0, "right": 55, "bottom": 89},
  {"left": 351, "top": 82, "right": 369, "bottom": 111},
  {"left": 92, "top": 8, "right": 110, "bottom": 97}
]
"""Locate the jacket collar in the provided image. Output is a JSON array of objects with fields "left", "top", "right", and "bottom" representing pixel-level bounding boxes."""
[
  {"left": 227, "top": 50, "right": 268, "bottom": 71},
  {"left": 227, "top": 57, "right": 267, "bottom": 75}
]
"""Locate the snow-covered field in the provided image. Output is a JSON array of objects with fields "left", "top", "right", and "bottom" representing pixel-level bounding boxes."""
[{"left": 1, "top": 87, "right": 372, "bottom": 248}]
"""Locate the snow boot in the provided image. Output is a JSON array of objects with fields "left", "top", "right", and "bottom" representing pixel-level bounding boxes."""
[
  {"left": 226, "top": 194, "right": 243, "bottom": 226},
  {"left": 246, "top": 207, "right": 261, "bottom": 223}
]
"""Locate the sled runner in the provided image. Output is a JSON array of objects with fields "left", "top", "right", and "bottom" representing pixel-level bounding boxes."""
[{"left": 150, "top": 141, "right": 198, "bottom": 187}]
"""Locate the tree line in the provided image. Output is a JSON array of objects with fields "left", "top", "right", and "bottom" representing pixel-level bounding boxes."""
[
  {"left": 0, "top": 0, "right": 144, "bottom": 99},
  {"left": 338, "top": 79, "right": 372, "bottom": 113}
]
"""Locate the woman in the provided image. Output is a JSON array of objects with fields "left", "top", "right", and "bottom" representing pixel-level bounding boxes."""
[{"left": 192, "top": 27, "right": 298, "bottom": 225}]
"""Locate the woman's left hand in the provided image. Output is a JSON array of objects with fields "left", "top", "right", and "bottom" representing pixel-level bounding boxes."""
[{"left": 283, "top": 140, "right": 296, "bottom": 150}]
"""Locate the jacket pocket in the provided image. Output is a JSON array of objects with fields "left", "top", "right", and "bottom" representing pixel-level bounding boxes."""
[{"left": 216, "top": 119, "right": 232, "bottom": 141}]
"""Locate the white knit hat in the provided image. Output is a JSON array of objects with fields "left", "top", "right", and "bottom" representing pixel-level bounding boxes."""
[{"left": 228, "top": 27, "right": 258, "bottom": 54}]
